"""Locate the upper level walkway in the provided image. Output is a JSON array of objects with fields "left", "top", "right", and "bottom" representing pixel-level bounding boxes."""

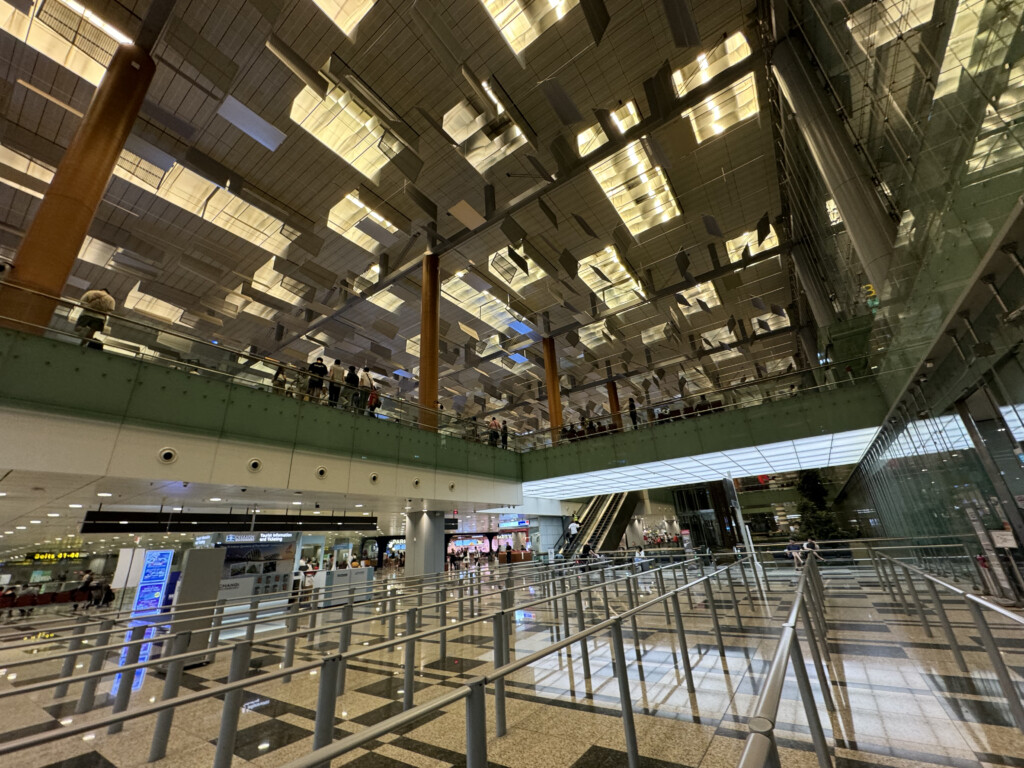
[{"left": 0, "top": 286, "right": 886, "bottom": 491}]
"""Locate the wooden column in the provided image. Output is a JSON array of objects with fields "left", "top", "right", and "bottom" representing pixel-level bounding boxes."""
[
  {"left": 0, "top": 45, "right": 156, "bottom": 331},
  {"left": 543, "top": 336, "right": 562, "bottom": 440},
  {"left": 419, "top": 252, "right": 440, "bottom": 430},
  {"left": 607, "top": 381, "right": 623, "bottom": 431}
]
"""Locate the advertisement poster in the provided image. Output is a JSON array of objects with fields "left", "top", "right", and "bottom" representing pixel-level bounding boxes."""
[{"left": 219, "top": 540, "right": 297, "bottom": 578}]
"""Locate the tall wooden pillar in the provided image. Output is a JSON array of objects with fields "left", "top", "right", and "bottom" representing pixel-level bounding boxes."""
[
  {"left": 543, "top": 336, "right": 562, "bottom": 440},
  {"left": 607, "top": 381, "right": 623, "bottom": 431},
  {"left": 0, "top": 45, "right": 156, "bottom": 331},
  {"left": 419, "top": 252, "right": 440, "bottom": 430}
]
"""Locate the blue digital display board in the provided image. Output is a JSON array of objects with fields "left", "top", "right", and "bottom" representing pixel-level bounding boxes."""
[{"left": 112, "top": 549, "right": 173, "bottom": 696}]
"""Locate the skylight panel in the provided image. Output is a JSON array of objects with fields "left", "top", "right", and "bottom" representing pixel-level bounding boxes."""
[
  {"left": 252, "top": 258, "right": 305, "bottom": 306},
  {"left": 676, "top": 282, "right": 721, "bottom": 315},
  {"left": 442, "top": 81, "right": 527, "bottom": 174},
  {"left": 124, "top": 281, "right": 184, "bottom": 324},
  {"left": 154, "top": 166, "right": 290, "bottom": 255},
  {"left": 290, "top": 85, "right": 398, "bottom": 183},
  {"left": 579, "top": 319, "right": 610, "bottom": 350},
  {"left": 587, "top": 140, "right": 680, "bottom": 235},
  {"left": 682, "top": 72, "right": 759, "bottom": 143},
  {"left": 441, "top": 270, "right": 526, "bottom": 331},
  {"left": 847, "top": 0, "right": 934, "bottom": 52},
  {"left": 753, "top": 312, "right": 791, "bottom": 333},
  {"left": 2, "top": 0, "right": 129, "bottom": 85},
  {"left": 725, "top": 224, "right": 779, "bottom": 263},
  {"left": 578, "top": 247, "right": 646, "bottom": 310},
  {"left": 672, "top": 32, "right": 752, "bottom": 97},
  {"left": 825, "top": 198, "right": 843, "bottom": 225},
  {"left": 311, "top": 0, "right": 376, "bottom": 35},
  {"left": 481, "top": 0, "right": 579, "bottom": 55},
  {"left": 641, "top": 324, "right": 669, "bottom": 346},
  {"left": 577, "top": 101, "right": 640, "bottom": 156},
  {"left": 489, "top": 248, "right": 542, "bottom": 292},
  {"left": 703, "top": 324, "right": 742, "bottom": 363},
  {"left": 328, "top": 193, "right": 399, "bottom": 254}
]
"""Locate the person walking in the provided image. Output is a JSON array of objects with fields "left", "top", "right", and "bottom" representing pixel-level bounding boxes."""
[
  {"left": 628, "top": 397, "right": 638, "bottom": 430},
  {"left": 306, "top": 357, "right": 328, "bottom": 401},
  {"left": 357, "top": 366, "right": 374, "bottom": 413},
  {"left": 488, "top": 416, "right": 500, "bottom": 447},
  {"left": 327, "top": 359, "right": 343, "bottom": 407},
  {"left": 567, "top": 518, "right": 580, "bottom": 543},
  {"left": 501, "top": 420, "right": 509, "bottom": 449},
  {"left": 74, "top": 289, "right": 115, "bottom": 349}
]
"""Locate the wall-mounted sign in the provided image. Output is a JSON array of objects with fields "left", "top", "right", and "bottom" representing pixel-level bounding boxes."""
[
  {"left": 29, "top": 551, "right": 82, "bottom": 561},
  {"left": 498, "top": 519, "right": 528, "bottom": 530},
  {"left": 223, "top": 532, "right": 297, "bottom": 544}
]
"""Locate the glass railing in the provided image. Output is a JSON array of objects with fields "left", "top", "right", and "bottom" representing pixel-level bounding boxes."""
[{"left": 1, "top": 280, "right": 893, "bottom": 456}]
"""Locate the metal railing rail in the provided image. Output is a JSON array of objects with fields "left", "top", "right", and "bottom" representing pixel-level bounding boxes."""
[
  {"left": 0, "top": 555, "right": 710, "bottom": 765},
  {"left": 871, "top": 551, "right": 1024, "bottom": 732},
  {"left": 737, "top": 557, "right": 834, "bottom": 768},
  {"left": 278, "top": 557, "right": 760, "bottom": 768},
  {"left": 0, "top": 557, "right": 682, "bottom": 703},
  {"left": 0, "top": 558, "right": 558, "bottom": 653}
]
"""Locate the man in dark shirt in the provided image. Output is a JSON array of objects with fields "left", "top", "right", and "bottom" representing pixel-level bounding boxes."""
[
  {"left": 784, "top": 538, "right": 804, "bottom": 568},
  {"left": 307, "top": 357, "right": 328, "bottom": 401}
]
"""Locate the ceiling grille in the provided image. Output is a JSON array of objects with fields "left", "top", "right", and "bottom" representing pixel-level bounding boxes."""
[{"left": 36, "top": 0, "right": 118, "bottom": 67}]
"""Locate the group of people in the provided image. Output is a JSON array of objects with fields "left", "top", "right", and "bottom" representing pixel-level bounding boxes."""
[
  {"left": 0, "top": 570, "right": 115, "bottom": 619},
  {"left": 783, "top": 537, "right": 824, "bottom": 568},
  {"left": 0, "top": 582, "right": 39, "bottom": 618},
  {"left": 272, "top": 359, "right": 381, "bottom": 415}
]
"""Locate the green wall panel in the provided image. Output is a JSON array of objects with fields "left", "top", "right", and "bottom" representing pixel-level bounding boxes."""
[
  {"left": 220, "top": 387, "right": 304, "bottom": 448},
  {"left": 123, "top": 366, "right": 230, "bottom": 436}
]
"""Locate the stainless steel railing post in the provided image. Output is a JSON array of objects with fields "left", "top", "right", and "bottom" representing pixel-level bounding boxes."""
[
  {"left": 573, "top": 589, "right": 591, "bottom": 683},
  {"left": 726, "top": 568, "right": 743, "bottom": 630},
  {"left": 924, "top": 579, "right": 968, "bottom": 673},
  {"left": 54, "top": 617, "right": 87, "bottom": 699},
  {"left": 492, "top": 612, "right": 507, "bottom": 737},
  {"left": 669, "top": 592, "right": 695, "bottom": 692},
  {"left": 439, "top": 598, "right": 447, "bottom": 661},
  {"left": 963, "top": 596, "right": 1024, "bottom": 732},
  {"left": 109, "top": 623, "right": 147, "bottom": 733},
  {"left": 337, "top": 602, "right": 353, "bottom": 695},
  {"left": 212, "top": 640, "right": 252, "bottom": 768},
  {"left": 403, "top": 608, "right": 416, "bottom": 711},
  {"left": 75, "top": 619, "right": 114, "bottom": 714},
  {"left": 799, "top": 601, "right": 835, "bottom": 713},
  {"left": 208, "top": 599, "right": 226, "bottom": 649},
  {"left": 609, "top": 619, "right": 640, "bottom": 768},
  {"left": 885, "top": 558, "right": 910, "bottom": 611},
  {"left": 465, "top": 676, "right": 488, "bottom": 768},
  {"left": 655, "top": 569, "right": 672, "bottom": 626},
  {"left": 789, "top": 638, "right": 834, "bottom": 768},
  {"left": 600, "top": 567, "right": 611, "bottom": 620},
  {"left": 312, "top": 656, "right": 339, "bottom": 767},
  {"left": 902, "top": 565, "right": 933, "bottom": 638},
  {"left": 282, "top": 602, "right": 299, "bottom": 684},
  {"left": 246, "top": 597, "right": 260, "bottom": 643},
  {"left": 703, "top": 579, "right": 726, "bottom": 657},
  {"left": 148, "top": 631, "right": 192, "bottom": 762}
]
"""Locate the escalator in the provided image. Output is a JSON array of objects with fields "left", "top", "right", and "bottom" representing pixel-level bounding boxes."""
[
  {"left": 560, "top": 492, "right": 642, "bottom": 558},
  {"left": 557, "top": 494, "right": 608, "bottom": 558}
]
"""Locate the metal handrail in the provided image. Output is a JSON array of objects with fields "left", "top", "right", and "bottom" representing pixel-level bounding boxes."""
[
  {"left": 872, "top": 550, "right": 1024, "bottom": 731},
  {"left": 0, "top": 555, "right": 701, "bottom": 763}
]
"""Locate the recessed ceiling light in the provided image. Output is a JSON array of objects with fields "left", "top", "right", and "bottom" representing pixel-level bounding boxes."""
[
  {"left": 0, "top": 492, "right": 6, "bottom": 497},
  {"left": 292, "top": 501, "right": 302, "bottom": 505},
  {"left": 30, "top": 520, "right": 41, "bottom": 524},
  {"left": 15, "top": 526, "right": 25, "bottom": 530},
  {"left": 355, "top": 504, "right": 363, "bottom": 508},
  {"left": 68, "top": 504, "right": 83, "bottom": 509},
  {"left": 97, "top": 493, "right": 112, "bottom": 498},
  {"left": 173, "top": 507, "right": 182, "bottom": 511},
  {"left": 47, "top": 513, "right": 60, "bottom": 518},
  {"left": 209, "top": 497, "right": 222, "bottom": 502},
  {"left": 362, "top": 512, "right": 370, "bottom": 516}
]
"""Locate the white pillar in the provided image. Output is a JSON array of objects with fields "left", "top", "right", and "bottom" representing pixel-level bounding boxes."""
[{"left": 405, "top": 511, "right": 446, "bottom": 577}]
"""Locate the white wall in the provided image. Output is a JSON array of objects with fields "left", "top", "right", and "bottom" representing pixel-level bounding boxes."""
[{"left": 0, "top": 406, "right": 522, "bottom": 509}]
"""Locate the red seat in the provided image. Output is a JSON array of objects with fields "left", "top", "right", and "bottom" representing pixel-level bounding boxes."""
[{"left": 36, "top": 593, "right": 53, "bottom": 606}]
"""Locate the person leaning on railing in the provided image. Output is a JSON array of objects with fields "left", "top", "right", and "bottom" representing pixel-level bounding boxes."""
[{"left": 74, "top": 288, "right": 115, "bottom": 350}]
